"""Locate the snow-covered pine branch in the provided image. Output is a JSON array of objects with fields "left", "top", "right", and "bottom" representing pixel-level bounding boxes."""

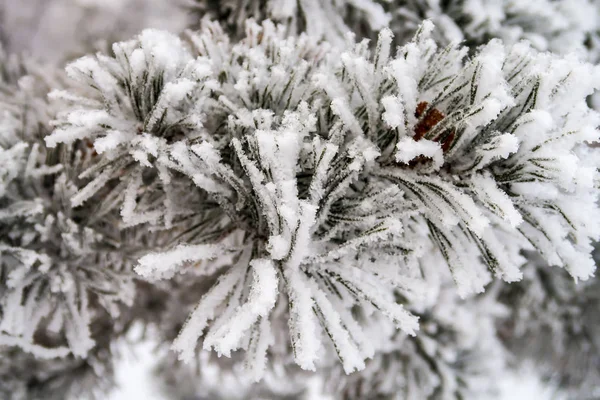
[
  {"left": 189, "top": 0, "right": 390, "bottom": 45},
  {"left": 0, "top": 55, "right": 136, "bottom": 362},
  {"left": 318, "top": 22, "right": 600, "bottom": 295},
  {"left": 188, "top": 0, "right": 600, "bottom": 64},
  {"left": 45, "top": 18, "right": 600, "bottom": 382},
  {"left": 499, "top": 250, "right": 600, "bottom": 397},
  {"left": 46, "top": 29, "right": 218, "bottom": 228},
  {"left": 388, "top": 0, "right": 599, "bottom": 57},
  {"left": 1, "top": 0, "right": 600, "bottom": 397},
  {"left": 325, "top": 285, "right": 508, "bottom": 399},
  {"left": 0, "top": 311, "right": 129, "bottom": 400},
  {"left": 48, "top": 21, "right": 425, "bottom": 377},
  {"left": 17, "top": 10, "right": 600, "bottom": 396}
]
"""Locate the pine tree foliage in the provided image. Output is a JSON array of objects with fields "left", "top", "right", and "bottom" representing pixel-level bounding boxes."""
[
  {"left": 189, "top": 0, "right": 391, "bottom": 44},
  {"left": 325, "top": 287, "right": 508, "bottom": 400},
  {"left": 41, "top": 17, "right": 600, "bottom": 384},
  {"left": 0, "top": 52, "right": 137, "bottom": 362},
  {"left": 48, "top": 21, "right": 424, "bottom": 377},
  {"left": 1, "top": 1, "right": 600, "bottom": 398},
  {"left": 499, "top": 250, "right": 600, "bottom": 398},
  {"left": 388, "top": 0, "right": 600, "bottom": 57},
  {"left": 0, "top": 314, "right": 123, "bottom": 400},
  {"left": 46, "top": 29, "right": 215, "bottom": 229},
  {"left": 189, "top": 0, "right": 600, "bottom": 61},
  {"left": 329, "top": 22, "right": 600, "bottom": 293}
]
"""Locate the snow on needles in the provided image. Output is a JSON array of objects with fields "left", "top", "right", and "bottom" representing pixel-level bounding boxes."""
[{"left": 22, "top": 19, "right": 600, "bottom": 381}]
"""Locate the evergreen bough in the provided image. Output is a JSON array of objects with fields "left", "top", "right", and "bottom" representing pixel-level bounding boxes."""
[{"left": 1, "top": 1, "right": 600, "bottom": 398}]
